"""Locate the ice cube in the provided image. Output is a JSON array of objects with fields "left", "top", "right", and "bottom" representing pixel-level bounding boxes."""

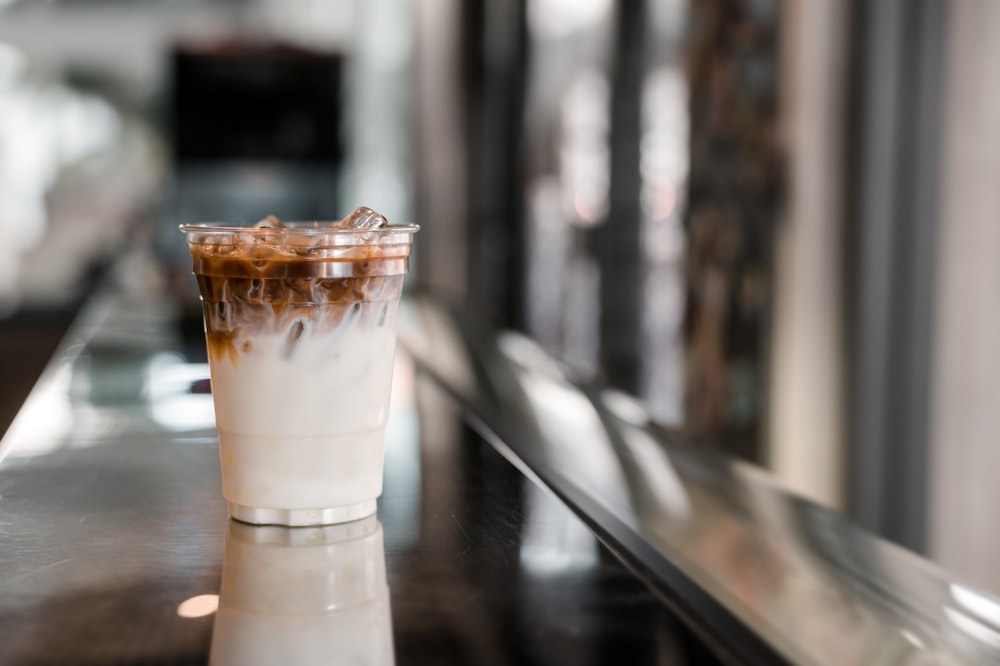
[
  {"left": 254, "top": 215, "right": 286, "bottom": 229},
  {"left": 335, "top": 206, "right": 388, "bottom": 230}
]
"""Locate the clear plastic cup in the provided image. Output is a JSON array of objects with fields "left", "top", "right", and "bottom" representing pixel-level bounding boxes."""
[{"left": 181, "top": 221, "right": 418, "bottom": 526}]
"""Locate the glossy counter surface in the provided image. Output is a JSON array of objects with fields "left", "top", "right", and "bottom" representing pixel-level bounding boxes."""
[
  {"left": 1, "top": 265, "right": 999, "bottom": 664},
  {"left": 0, "top": 269, "right": 713, "bottom": 665}
]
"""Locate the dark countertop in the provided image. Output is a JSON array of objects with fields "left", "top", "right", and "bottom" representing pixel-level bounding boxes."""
[{"left": 1, "top": 260, "right": 999, "bottom": 664}]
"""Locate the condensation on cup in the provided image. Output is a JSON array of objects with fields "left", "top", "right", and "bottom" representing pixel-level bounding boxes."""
[{"left": 181, "top": 208, "right": 418, "bottom": 526}]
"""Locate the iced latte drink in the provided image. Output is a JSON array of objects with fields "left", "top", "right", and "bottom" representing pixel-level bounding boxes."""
[{"left": 182, "top": 208, "right": 417, "bottom": 526}]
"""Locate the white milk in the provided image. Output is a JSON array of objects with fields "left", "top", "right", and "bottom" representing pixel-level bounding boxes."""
[{"left": 208, "top": 300, "right": 399, "bottom": 525}]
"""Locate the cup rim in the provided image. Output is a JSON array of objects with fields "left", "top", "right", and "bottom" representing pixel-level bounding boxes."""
[{"left": 179, "top": 222, "right": 420, "bottom": 236}]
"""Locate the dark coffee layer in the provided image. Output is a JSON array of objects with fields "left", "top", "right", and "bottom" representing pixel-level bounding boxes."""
[
  {"left": 196, "top": 274, "right": 403, "bottom": 307},
  {"left": 187, "top": 222, "right": 412, "bottom": 364},
  {"left": 190, "top": 247, "right": 410, "bottom": 279},
  {"left": 197, "top": 274, "right": 404, "bottom": 365}
]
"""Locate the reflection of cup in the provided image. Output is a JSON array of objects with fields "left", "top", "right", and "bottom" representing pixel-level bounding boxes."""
[
  {"left": 181, "top": 221, "right": 417, "bottom": 526},
  {"left": 211, "top": 516, "right": 394, "bottom": 666}
]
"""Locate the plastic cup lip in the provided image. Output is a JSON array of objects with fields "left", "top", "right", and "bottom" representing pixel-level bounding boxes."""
[
  {"left": 179, "top": 222, "right": 420, "bottom": 236},
  {"left": 180, "top": 222, "right": 419, "bottom": 251}
]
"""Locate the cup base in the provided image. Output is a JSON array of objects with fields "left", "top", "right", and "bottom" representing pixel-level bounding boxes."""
[{"left": 229, "top": 500, "right": 377, "bottom": 527}]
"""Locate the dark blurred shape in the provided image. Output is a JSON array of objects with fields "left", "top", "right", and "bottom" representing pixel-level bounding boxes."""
[
  {"left": 844, "top": 0, "right": 947, "bottom": 554},
  {"left": 171, "top": 41, "right": 343, "bottom": 163},
  {"left": 597, "top": 0, "right": 646, "bottom": 397},
  {"left": 0, "top": 311, "right": 74, "bottom": 439},
  {"left": 165, "top": 39, "right": 346, "bottom": 296},
  {"left": 683, "top": 0, "right": 781, "bottom": 461},
  {"left": 459, "top": 0, "right": 530, "bottom": 330}
]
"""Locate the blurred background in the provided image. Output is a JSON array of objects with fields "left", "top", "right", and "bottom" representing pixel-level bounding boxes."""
[{"left": 0, "top": 0, "right": 997, "bottom": 594}]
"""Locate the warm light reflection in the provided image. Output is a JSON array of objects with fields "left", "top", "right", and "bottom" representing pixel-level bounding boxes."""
[{"left": 178, "top": 594, "right": 219, "bottom": 618}]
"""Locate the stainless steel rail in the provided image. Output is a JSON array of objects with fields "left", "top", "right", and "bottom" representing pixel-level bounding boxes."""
[{"left": 398, "top": 295, "right": 1000, "bottom": 665}]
